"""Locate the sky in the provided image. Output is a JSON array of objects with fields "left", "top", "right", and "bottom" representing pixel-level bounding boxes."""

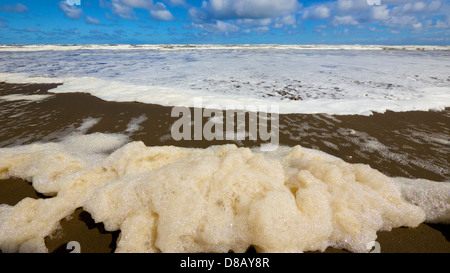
[{"left": 0, "top": 0, "right": 448, "bottom": 45}]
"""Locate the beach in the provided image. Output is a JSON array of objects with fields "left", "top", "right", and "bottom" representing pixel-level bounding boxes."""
[
  {"left": 0, "top": 82, "right": 448, "bottom": 253},
  {"left": 2, "top": 0, "right": 450, "bottom": 255}
]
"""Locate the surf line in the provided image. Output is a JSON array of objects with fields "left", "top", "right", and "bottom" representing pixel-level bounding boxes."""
[{"left": 170, "top": 97, "right": 280, "bottom": 151}]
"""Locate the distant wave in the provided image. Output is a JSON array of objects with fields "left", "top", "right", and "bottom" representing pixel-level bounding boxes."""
[{"left": 0, "top": 44, "right": 449, "bottom": 52}]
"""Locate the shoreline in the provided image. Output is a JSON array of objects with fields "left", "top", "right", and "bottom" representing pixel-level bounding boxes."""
[
  {"left": 1, "top": 82, "right": 448, "bottom": 181},
  {"left": 0, "top": 82, "right": 449, "bottom": 253}
]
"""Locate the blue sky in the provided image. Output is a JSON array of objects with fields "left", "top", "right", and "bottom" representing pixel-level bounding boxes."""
[{"left": 0, "top": 0, "right": 448, "bottom": 44}]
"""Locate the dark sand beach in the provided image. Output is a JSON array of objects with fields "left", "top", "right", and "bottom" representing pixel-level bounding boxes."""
[{"left": 0, "top": 82, "right": 449, "bottom": 253}]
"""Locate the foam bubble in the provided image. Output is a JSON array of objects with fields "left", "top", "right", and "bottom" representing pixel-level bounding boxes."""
[
  {"left": 394, "top": 178, "right": 450, "bottom": 224},
  {"left": 1, "top": 133, "right": 445, "bottom": 253}
]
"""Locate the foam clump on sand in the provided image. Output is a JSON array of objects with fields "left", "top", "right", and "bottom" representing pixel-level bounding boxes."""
[
  {"left": 0, "top": 133, "right": 436, "bottom": 253},
  {"left": 394, "top": 178, "right": 450, "bottom": 224}
]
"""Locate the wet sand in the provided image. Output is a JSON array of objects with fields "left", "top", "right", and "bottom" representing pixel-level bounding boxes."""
[{"left": 0, "top": 82, "right": 448, "bottom": 253}]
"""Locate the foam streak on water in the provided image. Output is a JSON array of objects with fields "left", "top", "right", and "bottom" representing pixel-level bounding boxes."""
[{"left": 0, "top": 46, "right": 449, "bottom": 115}]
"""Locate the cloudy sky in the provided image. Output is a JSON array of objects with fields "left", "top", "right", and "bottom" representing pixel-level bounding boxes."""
[{"left": 0, "top": 0, "right": 449, "bottom": 44}]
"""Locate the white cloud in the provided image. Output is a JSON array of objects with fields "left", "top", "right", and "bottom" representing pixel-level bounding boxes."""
[
  {"left": 58, "top": 1, "right": 83, "bottom": 20},
  {"left": 188, "top": 7, "right": 210, "bottom": 23},
  {"left": 394, "top": 2, "right": 425, "bottom": 14},
  {"left": 190, "top": 20, "right": 240, "bottom": 34},
  {"left": 413, "top": 2, "right": 427, "bottom": 11},
  {"left": 434, "top": 16, "right": 450, "bottom": 28},
  {"left": 187, "top": 0, "right": 299, "bottom": 35},
  {"left": 119, "top": 0, "right": 152, "bottom": 9},
  {"left": 106, "top": 0, "right": 175, "bottom": 21},
  {"left": 279, "top": 14, "right": 297, "bottom": 25},
  {"left": 202, "top": 0, "right": 299, "bottom": 20},
  {"left": 300, "top": 0, "right": 449, "bottom": 33},
  {"left": 236, "top": 18, "right": 272, "bottom": 28},
  {"left": 434, "top": 20, "right": 447, "bottom": 28},
  {"left": 302, "top": 6, "right": 330, "bottom": 20},
  {"left": 337, "top": 0, "right": 354, "bottom": 11},
  {"left": 150, "top": 3, "right": 175, "bottom": 21},
  {"left": 371, "top": 5, "right": 390, "bottom": 20},
  {"left": 424, "top": 15, "right": 450, "bottom": 28},
  {"left": 110, "top": 0, "right": 143, "bottom": 19},
  {"left": 392, "top": 0, "right": 443, "bottom": 15},
  {"left": 214, "top": 20, "right": 240, "bottom": 33},
  {"left": 236, "top": 15, "right": 297, "bottom": 31},
  {"left": 252, "top": 26, "right": 270, "bottom": 34},
  {"left": 428, "top": 0, "right": 442, "bottom": 11},
  {"left": 384, "top": 15, "right": 419, "bottom": 28},
  {"left": 332, "top": 15, "right": 359, "bottom": 26},
  {"left": 86, "top": 16, "right": 101, "bottom": 25},
  {"left": 412, "top": 22, "right": 422, "bottom": 30},
  {"left": 336, "top": 0, "right": 368, "bottom": 12}
]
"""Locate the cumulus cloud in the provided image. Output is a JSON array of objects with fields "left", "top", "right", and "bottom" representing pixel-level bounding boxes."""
[
  {"left": 377, "top": 0, "right": 449, "bottom": 31},
  {"left": 300, "top": 0, "right": 449, "bottom": 33},
  {"left": 111, "top": 2, "right": 136, "bottom": 19},
  {"left": 202, "top": 0, "right": 299, "bottom": 20},
  {"left": 150, "top": 2, "right": 175, "bottom": 20},
  {"left": 336, "top": 0, "right": 368, "bottom": 12},
  {"left": 302, "top": 5, "right": 331, "bottom": 20},
  {"left": 188, "top": 0, "right": 300, "bottom": 22},
  {"left": 332, "top": 15, "right": 359, "bottom": 26},
  {"left": 56, "top": 0, "right": 449, "bottom": 38},
  {"left": 392, "top": 0, "right": 442, "bottom": 15},
  {"left": 58, "top": 1, "right": 83, "bottom": 20},
  {"left": 103, "top": 0, "right": 175, "bottom": 21},
  {"left": 412, "top": 22, "right": 423, "bottom": 30},
  {"left": 370, "top": 5, "right": 390, "bottom": 21},
  {"left": 236, "top": 18, "right": 272, "bottom": 29},
  {"left": 187, "top": 0, "right": 300, "bottom": 35},
  {"left": 427, "top": 0, "right": 443, "bottom": 11}
]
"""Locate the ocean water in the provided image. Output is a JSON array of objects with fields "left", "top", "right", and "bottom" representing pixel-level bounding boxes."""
[{"left": 0, "top": 45, "right": 449, "bottom": 115}]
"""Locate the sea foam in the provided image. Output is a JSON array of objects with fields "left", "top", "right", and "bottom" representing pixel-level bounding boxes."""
[
  {"left": 1, "top": 133, "right": 447, "bottom": 253},
  {"left": 0, "top": 94, "right": 53, "bottom": 102},
  {"left": 0, "top": 47, "right": 449, "bottom": 115}
]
